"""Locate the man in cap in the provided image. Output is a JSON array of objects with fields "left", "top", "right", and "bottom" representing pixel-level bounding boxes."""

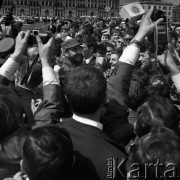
[{"left": 58, "top": 38, "right": 83, "bottom": 86}]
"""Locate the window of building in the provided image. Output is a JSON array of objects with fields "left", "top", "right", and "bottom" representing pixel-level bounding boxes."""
[
  {"left": 148, "top": 6, "right": 150, "bottom": 9},
  {"left": 168, "top": 12, "right": 171, "bottom": 15},
  {"left": 169, "top": 7, "right": 171, "bottom": 10},
  {"left": 42, "top": 1, "right": 44, "bottom": 5},
  {"left": 163, "top": 7, "right": 167, "bottom": 10}
]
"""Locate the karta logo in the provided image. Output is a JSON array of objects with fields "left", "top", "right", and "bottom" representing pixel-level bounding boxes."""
[{"left": 107, "top": 158, "right": 126, "bottom": 179}]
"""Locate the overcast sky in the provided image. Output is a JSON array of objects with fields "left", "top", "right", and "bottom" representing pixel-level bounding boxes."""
[{"left": 162, "top": 0, "right": 180, "bottom": 5}]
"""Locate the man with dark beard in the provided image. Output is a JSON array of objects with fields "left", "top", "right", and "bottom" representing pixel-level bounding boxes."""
[{"left": 58, "top": 38, "right": 83, "bottom": 86}]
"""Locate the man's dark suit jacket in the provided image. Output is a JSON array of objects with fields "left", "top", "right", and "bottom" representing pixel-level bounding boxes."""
[
  {"left": 102, "top": 62, "right": 135, "bottom": 146},
  {"left": 47, "top": 24, "right": 56, "bottom": 34},
  {"left": 34, "top": 61, "right": 136, "bottom": 179},
  {"left": 58, "top": 118, "right": 127, "bottom": 180}
]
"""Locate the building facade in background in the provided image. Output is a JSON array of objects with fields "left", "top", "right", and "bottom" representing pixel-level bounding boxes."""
[
  {"left": 173, "top": 4, "right": 180, "bottom": 22},
  {"left": 0, "top": 0, "right": 177, "bottom": 21},
  {"left": 0, "top": 0, "right": 120, "bottom": 18}
]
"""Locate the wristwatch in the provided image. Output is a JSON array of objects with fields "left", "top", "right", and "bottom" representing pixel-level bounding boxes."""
[{"left": 130, "top": 39, "right": 142, "bottom": 48}]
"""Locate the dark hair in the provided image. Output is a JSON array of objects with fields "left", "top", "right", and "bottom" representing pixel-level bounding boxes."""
[
  {"left": 147, "top": 74, "right": 170, "bottom": 98},
  {"left": 0, "top": 94, "right": 24, "bottom": 140},
  {"left": 82, "top": 36, "right": 98, "bottom": 53},
  {"left": 82, "top": 23, "right": 94, "bottom": 36},
  {"left": 171, "top": 31, "right": 179, "bottom": 41},
  {"left": 128, "top": 80, "right": 147, "bottom": 111},
  {"left": 64, "top": 65, "right": 107, "bottom": 115},
  {"left": 55, "top": 37, "right": 63, "bottom": 57},
  {"left": 69, "top": 22, "right": 79, "bottom": 31},
  {"left": 131, "top": 70, "right": 148, "bottom": 86},
  {"left": 135, "top": 95, "right": 179, "bottom": 137},
  {"left": 127, "top": 126, "right": 180, "bottom": 180},
  {"left": 96, "top": 43, "right": 107, "bottom": 55},
  {"left": 111, "top": 50, "right": 121, "bottom": 57},
  {"left": 23, "top": 125, "right": 73, "bottom": 180},
  {"left": 106, "top": 42, "right": 115, "bottom": 49}
]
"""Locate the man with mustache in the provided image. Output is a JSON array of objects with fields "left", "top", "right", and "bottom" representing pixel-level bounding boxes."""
[{"left": 57, "top": 38, "right": 83, "bottom": 86}]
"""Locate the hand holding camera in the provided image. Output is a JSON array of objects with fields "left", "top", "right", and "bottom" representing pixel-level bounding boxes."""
[
  {"left": 28, "top": 30, "right": 51, "bottom": 46},
  {"left": 134, "top": 6, "right": 163, "bottom": 43},
  {"left": 36, "top": 35, "right": 55, "bottom": 67},
  {"left": 12, "top": 31, "right": 30, "bottom": 59}
]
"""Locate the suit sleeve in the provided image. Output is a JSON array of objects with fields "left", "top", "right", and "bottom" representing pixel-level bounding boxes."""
[
  {"left": 34, "top": 84, "right": 64, "bottom": 123},
  {"left": 33, "top": 67, "right": 64, "bottom": 125},
  {"left": 102, "top": 45, "right": 140, "bottom": 146}
]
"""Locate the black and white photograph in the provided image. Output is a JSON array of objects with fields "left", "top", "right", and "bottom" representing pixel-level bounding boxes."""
[{"left": 0, "top": 0, "right": 180, "bottom": 179}]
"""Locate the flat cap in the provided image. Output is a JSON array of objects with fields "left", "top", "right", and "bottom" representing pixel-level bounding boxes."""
[{"left": 61, "top": 38, "right": 81, "bottom": 51}]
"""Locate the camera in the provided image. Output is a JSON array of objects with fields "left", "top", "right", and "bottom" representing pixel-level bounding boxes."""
[
  {"left": 32, "top": 30, "right": 39, "bottom": 36},
  {"left": 28, "top": 31, "right": 51, "bottom": 46},
  {"left": 148, "top": 9, "right": 168, "bottom": 55}
]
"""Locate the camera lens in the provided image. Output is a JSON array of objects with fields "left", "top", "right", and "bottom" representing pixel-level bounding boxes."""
[{"left": 33, "top": 31, "right": 39, "bottom": 36}]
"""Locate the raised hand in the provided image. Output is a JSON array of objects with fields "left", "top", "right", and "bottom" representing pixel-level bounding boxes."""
[
  {"left": 36, "top": 35, "right": 55, "bottom": 67},
  {"left": 157, "top": 46, "right": 180, "bottom": 76},
  {"left": 134, "top": 6, "right": 164, "bottom": 42},
  {"left": 12, "top": 31, "right": 30, "bottom": 58}
]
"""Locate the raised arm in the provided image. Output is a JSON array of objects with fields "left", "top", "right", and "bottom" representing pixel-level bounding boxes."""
[
  {"left": 33, "top": 35, "right": 64, "bottom": 124},
  {"left": 107, "top": 7, "right": 163, "bottom": 108},
  {"left": 0, "top": 31, "right": 30, "bottom": 85},
  {"left": 103, "top": 7, "right": 163, "bottom": 146}
]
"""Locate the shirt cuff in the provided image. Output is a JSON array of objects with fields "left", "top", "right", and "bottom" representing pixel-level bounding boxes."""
[
  {"left": 172, "top": 73, "right": 180, "bottom": 92},
  {"left": 119, "top": 44, "right": 140, "bottom": 65},
  {"left": 0, "top": 56, "right": 19, "bottom": 81},
  {"left": 42, "top": 66, "right": 59, "bottom": 86}
]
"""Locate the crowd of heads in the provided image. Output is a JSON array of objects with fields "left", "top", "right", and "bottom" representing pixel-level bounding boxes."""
[{"left": 0, "top": 12, "right": 180, "bottom": 180}]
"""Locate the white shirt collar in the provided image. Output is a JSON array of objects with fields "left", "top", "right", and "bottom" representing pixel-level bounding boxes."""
[
  {"left": 72, "top": 114, "right": 103, "bottom": 130},
  {"left": 85, "top": 55, "right": 94, "bottom": 64}
]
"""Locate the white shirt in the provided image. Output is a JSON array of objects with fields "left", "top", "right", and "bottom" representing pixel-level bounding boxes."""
[
  {"left": 73, "top": 114, "right": 103, "bottom": 130},
  {"left": 85, "top": 55, "right": 94, "bottom": 64}
]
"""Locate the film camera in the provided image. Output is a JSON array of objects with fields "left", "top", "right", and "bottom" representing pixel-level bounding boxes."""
[
  {"left": 28, "top": 30, "right": 51, "bottom": 46},
  {"left": 148, "top": 9, "right": 168, "bottom": 55},
  {"left": 3, "top": 5, "right": 14, "bottom": 26}
]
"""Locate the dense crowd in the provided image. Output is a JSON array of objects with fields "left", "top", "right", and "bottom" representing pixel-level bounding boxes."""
[{"left": 0, "top": 6, "right": 180, "bottom": 180}]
